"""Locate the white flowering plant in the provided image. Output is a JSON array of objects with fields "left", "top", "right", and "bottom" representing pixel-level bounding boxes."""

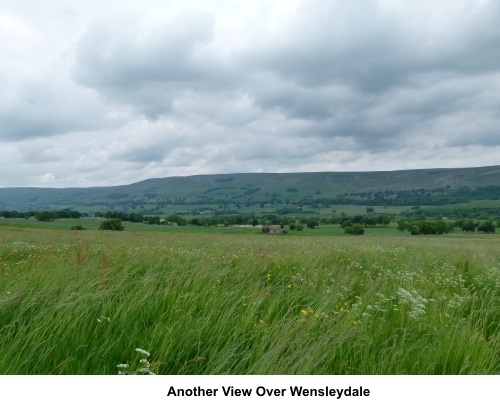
[{"left": 117, "top": 348, "right": 157, "bottom": 375}]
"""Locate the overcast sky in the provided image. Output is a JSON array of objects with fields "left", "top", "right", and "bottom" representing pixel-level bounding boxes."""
[{"left": 1, "top": 0, "right": 499, "bottom": 187}]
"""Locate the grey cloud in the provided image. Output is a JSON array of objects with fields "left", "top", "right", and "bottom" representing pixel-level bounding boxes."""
[
  {"left": 4, "top": 0, "right": 500, "bottom": 187},
  {"left": 116, "top": 144, "right": 168, "bottom": 163},
  {"left": 249, "top": 0, "right": 412, "bottom": 91},
  {"left": 255, "top": 0, "right": 500, "bottom": 90},
  {"left": 70, "top": 0, "right": 500, "bottom": 158},
  {"left": 0, "top": 76, "right": 117, "bottom": 141},
  {"left": 73, "top": 10, "right": 224, "bottom": 118},
  {"left": 0, "top": 103, "right": 98, "bottom": 142}
]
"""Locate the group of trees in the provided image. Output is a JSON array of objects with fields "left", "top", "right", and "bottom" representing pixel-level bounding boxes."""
[
  {"left": 35, "top": 209, "right": 82, "bottom": 221},
  {"left": 397, "top": 219, "right": 496, "bottom": 235},
  {"left": 343, "top": 224, "right": 365, "bottom": 235},
  {"left": 337, "top": 215, "right": 390, "bottom": 235},
  {"left": 401, "top": 206, "right": 500, "bottom": 221},
  {"left": 396, "top": 220, "right": 452, "bottom": 235},
  {"left": 2, "top": 206, "right": 497, "bottom": 235},
  {"left": 0, "top": 209, "right": 83, "bottom": 221},
  {"left": 455, "top": 219, "right": 496, "bottom": 233},
  {"left": 98, "top": 218, "right": 124, "bottom": 231}
]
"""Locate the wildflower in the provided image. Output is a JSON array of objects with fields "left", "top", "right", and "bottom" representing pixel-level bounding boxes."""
[
  {"left": 266, "top": 273, "right": 271, "bottom": 279},
  {"left": 352, "top": 320, "right": 359, "bottom": 326},
  {"left": 287, "top": 284, "right": 292, "bottom": 289},
  {"left": 135, "top": 348, "right": 151, "bottom": 357},
  {"left": 396, "top": 288, "right": 428, "bottom": 319},
  {"left": 137, "top": 368, "right": 156, "bottom": 375},
  {"left": 300, "top": 309, "right": 308, "bottom": 316}
]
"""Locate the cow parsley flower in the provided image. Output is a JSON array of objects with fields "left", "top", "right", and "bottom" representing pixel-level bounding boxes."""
[{"left": 135, "top": 348, "right": 150, "bottom": 357}]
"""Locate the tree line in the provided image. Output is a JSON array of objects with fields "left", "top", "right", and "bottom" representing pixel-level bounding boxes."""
[{"left": 397, "top": 219, "right": 496, "bottom": 234}]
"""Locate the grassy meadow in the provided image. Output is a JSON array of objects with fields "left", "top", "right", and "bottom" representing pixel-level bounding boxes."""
[{"left": 0, "top": 225, "right": 498, "bottom": 374}]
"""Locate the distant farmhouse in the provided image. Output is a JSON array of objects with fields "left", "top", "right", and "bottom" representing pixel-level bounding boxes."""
[{"left": 262, "top": 225, "right": 283, "bottom": 234}]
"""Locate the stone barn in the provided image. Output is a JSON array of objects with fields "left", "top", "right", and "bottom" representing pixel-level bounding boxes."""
[{"left": 262, "top": 225, "right": 283, "bottom": 234}]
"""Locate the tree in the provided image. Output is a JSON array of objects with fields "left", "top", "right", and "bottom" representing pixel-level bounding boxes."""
[
  {"left": 36, "top": 211, "right": 56, "bottom": 221},
  {"left": 99, "top": 218, "right": 124, "bottom": 231},
  {"left": 378, "top": 215, "right": 391, "bottom": 227},
  {"left": 344, "top": 223, "right": 364, "bottom": 235},
  {"left": 410, "top": 224, "right": 421, "bottom": 235},
  {"left": 477, "top": 221, "right": 495, "bottom": 234},
  {"left": 397, "top": 221, "right": 408, "bottom": 234},
  {"left": 351, "top": 223, "right": 365, "bottom": 235},
  {"left": 352, "top": 215, "right": 364, "bottom": 224},
  {"left": 128, "top": 213, "right": 144, "bottom": 223},
  {"left": 307, "top": 219, "right": 319, "bottom": 229},
  {"left": 460, "top": 220, "right": 476, "bottom": 232},
  {"left": 145, "top": 216, "right": 160, "bottom": 225},
  {"left": 340, "top": 219, "right": 353, "bottom": 229},
  {"left": 166, "top": 214, "right": 186, "bottom": 226},
  {"left": 362, "top": 216, "right": 376, "bottom": 227}
]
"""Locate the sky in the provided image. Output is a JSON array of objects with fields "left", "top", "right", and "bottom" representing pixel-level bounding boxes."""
[{"left": 1, "top": 0, "right": 499, "bottom": 187}]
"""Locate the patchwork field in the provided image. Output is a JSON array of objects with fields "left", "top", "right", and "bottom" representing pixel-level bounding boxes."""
[{"left": 0, "top": 226, "right": 498, "bottom": 374}]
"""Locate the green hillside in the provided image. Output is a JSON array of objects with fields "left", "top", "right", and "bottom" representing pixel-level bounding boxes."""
[{"left": 1, "top": 165, "right": 500, "bottom": 214}]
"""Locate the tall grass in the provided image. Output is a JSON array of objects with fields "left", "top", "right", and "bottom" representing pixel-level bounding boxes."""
[{"left": 0, "top": 228, "right": 498, "bottom": 374}]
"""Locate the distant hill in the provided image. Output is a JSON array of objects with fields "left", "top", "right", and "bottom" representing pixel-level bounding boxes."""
[{"left": 1, "top": 165, "right": 500, "bottom": 214}]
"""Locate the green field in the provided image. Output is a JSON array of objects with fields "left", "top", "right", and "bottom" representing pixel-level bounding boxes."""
[
  {"left": 0, "top": 224, "right": 498, "bottom": 374},
  {"left": 0, "top": 217, "right": 475, "bottom": 237}
]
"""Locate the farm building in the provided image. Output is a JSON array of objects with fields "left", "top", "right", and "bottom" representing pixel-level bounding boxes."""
[{"left": 262, "top": 225, "right": 283, "bottom": 234}]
